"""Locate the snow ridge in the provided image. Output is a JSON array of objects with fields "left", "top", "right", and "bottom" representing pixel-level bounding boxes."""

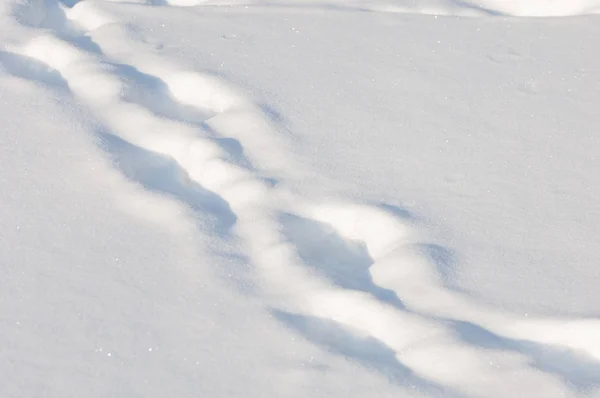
[{"left": 4, "top": 0, "right": 600, "bottom": 396}]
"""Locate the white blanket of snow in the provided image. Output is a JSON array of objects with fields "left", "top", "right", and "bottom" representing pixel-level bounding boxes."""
[{"left": 1, "top": 0, "right": 600, "bottom": 397}]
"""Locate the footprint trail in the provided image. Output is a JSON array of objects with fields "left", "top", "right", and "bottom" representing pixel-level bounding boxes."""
[{"left": 7, "top": 0, "right": 600, "bottom": 396}]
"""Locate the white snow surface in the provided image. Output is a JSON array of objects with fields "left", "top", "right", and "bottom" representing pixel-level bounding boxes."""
[{"left": 1, "top": 0, "right": 600, "bottom": 397}]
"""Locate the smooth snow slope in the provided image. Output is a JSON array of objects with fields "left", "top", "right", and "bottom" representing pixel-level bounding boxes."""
[{"left": 1, "top": 0, "right": 600, "bottom": 397}]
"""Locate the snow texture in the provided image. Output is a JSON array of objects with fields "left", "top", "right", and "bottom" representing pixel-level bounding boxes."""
[{"left": 1, "top": 0, "right": 599, "bottom": 397}]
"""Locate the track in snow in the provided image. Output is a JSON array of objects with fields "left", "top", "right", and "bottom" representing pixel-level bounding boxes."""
[{"left": 3, "top": 0, "right": 600, "bottom": 396}]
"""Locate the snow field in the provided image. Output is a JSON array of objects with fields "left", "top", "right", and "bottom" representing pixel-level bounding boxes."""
[{"left": 1, "top": 0, "right": 599, "bottom": 396}]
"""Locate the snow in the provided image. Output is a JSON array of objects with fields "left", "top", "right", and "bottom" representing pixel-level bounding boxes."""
[{"left": 1, "top": 0, "right": 600, "bottom": 397}]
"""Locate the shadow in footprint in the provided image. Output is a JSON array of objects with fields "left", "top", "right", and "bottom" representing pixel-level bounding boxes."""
[
  {"left": 99, "top": 131, "right": 237, "bottom": 236},
  {"left": 416, "top": 243, "right": 460, "bottom": 289},
  {"left": 375, "top": 202, "right": 463, "bottom": 294},
  {"left": 374, "top": 203, "right": 464, "bottom": 292},
  {"left": 376, "top": 202, "right": 419, "bottom": 223},
  {"left": 112, "top": 63, "right": 214, "bottom": 126},
  {"left": 452, "top": 320, "right": 600, "bottom": 392},
  {"left": 259, "top": 102, "right": 284, "bottom": 124},
  {"left": 280, "top": 213, "right": 405, "bottom": 310},
  {"left": 274, "top": 310, "right": 451, "bottom": 394},
  {"left": 58, "top": 0, "right": 82, "bottom": 7},
  {"left": 0, "top": 51, "right": 68, "bottom": 88},
  {"left": 450, "top": 0, "right": 507, "bottom": 16},
  {"left": 211, "top": 136, "right": 254, "bottom": 169}
]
